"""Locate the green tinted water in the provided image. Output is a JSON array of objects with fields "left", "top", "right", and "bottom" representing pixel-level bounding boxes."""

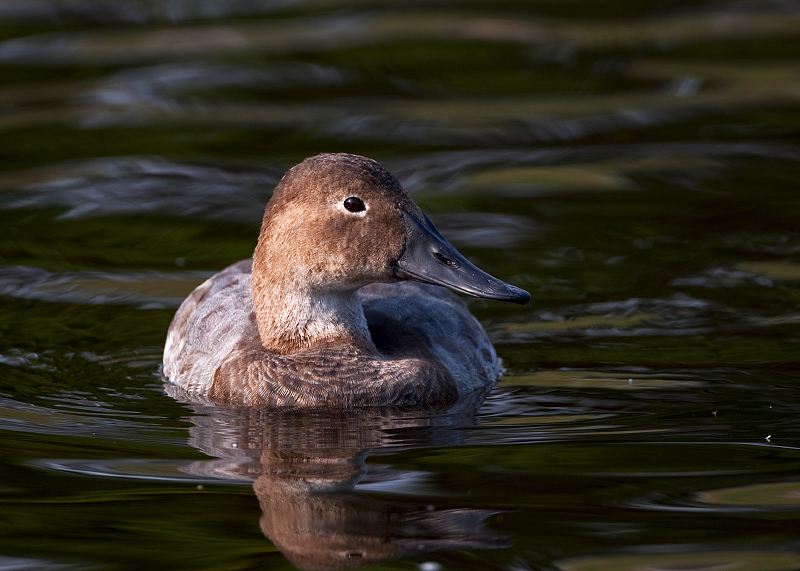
[{"left": 2, "top": 1, "right": 800, "bottom": 570}]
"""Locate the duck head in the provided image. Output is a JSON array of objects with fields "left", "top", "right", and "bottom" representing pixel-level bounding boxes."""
[{"left": 252, "top": 153, "right": 529, "bottom": 354}]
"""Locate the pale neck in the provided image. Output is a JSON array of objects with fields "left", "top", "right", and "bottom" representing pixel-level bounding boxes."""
[{"left": 251, "top": 275, "right": 377, "bottom": 355}]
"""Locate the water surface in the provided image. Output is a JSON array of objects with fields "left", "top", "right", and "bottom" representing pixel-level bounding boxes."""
[{"left": 2, "top": 1, "right": 800, "bottom": 570}]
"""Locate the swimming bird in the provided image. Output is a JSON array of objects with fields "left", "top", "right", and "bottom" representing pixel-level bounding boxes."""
[{"left": 163, "top": 153, "right": 529, "bottom": 407}]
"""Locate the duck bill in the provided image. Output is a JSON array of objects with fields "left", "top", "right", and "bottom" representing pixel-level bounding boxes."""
[{"left": 391, "top": 211, "right": 530, "bottom": 305}]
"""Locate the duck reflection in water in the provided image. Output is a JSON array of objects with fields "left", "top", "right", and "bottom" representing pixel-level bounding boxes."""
[
  {"left": 168, "top": 388, "right": 508, "bottom": 570},
  {"left": 163, "top": 153, "right": 524, "bottom": 567}
]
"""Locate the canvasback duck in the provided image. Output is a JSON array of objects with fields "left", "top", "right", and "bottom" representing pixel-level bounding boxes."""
[{"left": 163, "top": 153, "right": 529, "bottom": 407}]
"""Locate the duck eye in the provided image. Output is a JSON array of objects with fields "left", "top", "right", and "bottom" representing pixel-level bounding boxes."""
[{"left": 343, "top": 196, "right": 365, "bottom": 213}]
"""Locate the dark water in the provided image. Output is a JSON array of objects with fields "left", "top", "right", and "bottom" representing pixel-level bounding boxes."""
[{"left": 2, "top": 1, "right": 800, "bottom": 570}]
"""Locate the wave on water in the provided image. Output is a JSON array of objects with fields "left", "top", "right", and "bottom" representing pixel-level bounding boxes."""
[
  {"left": 2, "top": 145, "right": 796, "bottom": 223},
  {"left": 0, "top": 156, "right": 279, "bottom": 221},
  {"left": 0, "top": 393, "right": 169, "bottom": 439},
  {"left": 82, "top": 61, "right": 350, "bottom": 109},
  {"left": 492, "top": 295, "right": 731, "bottom": 342},
  {"left": 385, "top": 143, "right": 800, "bottom": 194},
  {"left": 0, "top": 265, "right": 210, "bottom": 308},
  {"left": 0, "top": 0, "right": 303, "bottom": 23},
  {"left": 30, "top": 457, "right": 235, "bottom": 484}
]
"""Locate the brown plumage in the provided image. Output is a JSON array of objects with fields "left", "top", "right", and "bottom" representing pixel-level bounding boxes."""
[{"left": 163, "top": 153, "right": 528, "bottom": 407}]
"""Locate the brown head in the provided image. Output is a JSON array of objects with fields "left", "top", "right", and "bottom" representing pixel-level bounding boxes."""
[
  {"left": 254, "top": 154, "right": 416, "bottom": 293},
  {"left": 252, "top": 153, "right": 529, "bottom": 355}
]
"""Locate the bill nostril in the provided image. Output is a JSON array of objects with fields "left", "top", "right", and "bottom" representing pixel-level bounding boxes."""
[{"left": 435, "top": 253, "right": 458, "bottom": 268}]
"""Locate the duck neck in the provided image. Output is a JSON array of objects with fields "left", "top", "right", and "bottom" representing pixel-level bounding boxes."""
[{"left": 250, "top": 272, "right": 377, "bottom": 356}]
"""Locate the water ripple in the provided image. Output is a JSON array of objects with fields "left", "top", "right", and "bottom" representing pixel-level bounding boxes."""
[
  {"left": 0, "top": 155, "right": 278, "bottom": 221},
  {"left": 0, "top": 0, "right": 322, "bottom": 23},
  {"left": 82, "top": 61, "right": 351, "bottom": 109},
  {"left": 557, "top": 550, "right": 800, "bottom": 571},
  {"left": 427, "top": 212, "right": 540, "bottom": 249},
  {"left": 385, "top": 143, "right": 800, "bottom": 195},
  {"left": 0, "top": 265, "right": 209, "bottom": 308},
  {"left": 0, "top": 555, "right": 87, "bottom": 571},
  {"left": 29, "top": 457, "right": 232, "bottom": 484},
  {"left": 492, "top": 296, "right": 728, "bottom": 341},
  {"left": 0, "top": 395, "right": 163, "bottom": 440},
  {"left": 672, "top": 267, "right": 775, "bottom": 288}
]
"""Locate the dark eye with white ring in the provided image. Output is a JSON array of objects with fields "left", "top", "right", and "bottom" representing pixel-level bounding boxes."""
[{"left": 343, "top": 196, "right": 365, "bottom": 213}]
